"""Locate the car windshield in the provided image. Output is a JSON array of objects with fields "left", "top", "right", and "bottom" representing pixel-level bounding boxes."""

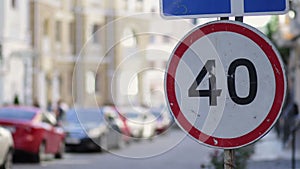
[
  {"left": 0, "top": 108, "right": 36, "bottom": 121},
  {"left": 123, "top": 112, "right": 139, "bottom": 119},
  {"left": 151, "top": 111, "right": 161, "bottom": 118},
  {"left": 64, "top": 109, "right": 104, "bottom": 127}
]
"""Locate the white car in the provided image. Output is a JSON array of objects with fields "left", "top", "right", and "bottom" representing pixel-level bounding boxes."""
[
  {"left": 0, "top": 127, "right": 14, "bottom": 169},
  {"left": 118, "top": 107, "right": 157, "bottom": 139},
  {"left": 150, "top": 107, "right": 173, "bottom": 134}
]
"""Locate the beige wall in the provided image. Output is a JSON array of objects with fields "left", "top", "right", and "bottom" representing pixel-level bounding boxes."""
[
  {"left": 31, "top": 0, "right": 76, "bottom": 108},
  {"left": 29, "top": 0, "right": 189, "bottom": 108}
]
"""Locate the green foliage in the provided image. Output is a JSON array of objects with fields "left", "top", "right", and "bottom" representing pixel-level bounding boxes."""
[
  {"left": 265, "top": 16, "right": 290, "bottom": 65},
  {"left": 209, "top": 145, "right": 254, "bottom": 169},
  {"left": 265, "top": 16, "right": 279, "bottom": 39}
]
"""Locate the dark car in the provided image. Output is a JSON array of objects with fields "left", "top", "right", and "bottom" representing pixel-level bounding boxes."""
[
  {"left": 63, "top": 108, "right": 123, "bottom": 152},
  {"left": 0, "top": 106, "right": 65, "bottom": 163}
]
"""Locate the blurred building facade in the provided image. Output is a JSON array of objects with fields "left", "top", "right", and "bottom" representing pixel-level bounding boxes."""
[
  {"left": 1, "top": 0, "right": 287, "bottom": 109},
  {"left": 29, "top": 0, "right": 109, "bottom": 108},
  {"left": 108, "top": 0, "right": 194, "bottom": 107},
  {"left": 0, "top": 0, "right": 195, "bottom": 109},
  {"left": 0, "top": 0, "right": 33, "bottom": 105},
  {"left": 30, "top": 0, "right": 76, "bottom": 108}
]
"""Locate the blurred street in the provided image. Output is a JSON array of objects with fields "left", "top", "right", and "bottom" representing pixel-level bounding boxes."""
[
  {"left": 14, "top": 129, "right": 214, "bottom": 169},
  {"left": 11, "top": 128, "right": 300, "bottom": 169},
  {"left": 248, "top": 129, "right": 300, "bottom": 169}
]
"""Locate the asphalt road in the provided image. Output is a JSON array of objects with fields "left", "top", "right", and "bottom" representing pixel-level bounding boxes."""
[{"left": 14, "top": 129, "right": 213, "bottom": 169}]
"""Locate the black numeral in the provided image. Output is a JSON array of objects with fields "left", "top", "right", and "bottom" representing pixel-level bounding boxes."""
[
  {"left": 188, "top": 59, "right": 258, "bottom": 106},
  {"left": 188, "top": 60, "right": 222, "bottom": 106},
  {"left": 227, "top": 59, "right": 257, "bottom": 105}
]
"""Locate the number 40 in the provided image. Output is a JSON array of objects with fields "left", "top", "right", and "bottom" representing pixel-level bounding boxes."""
[{"left": 188, "top": 59, "right": 258, "bottom": 106}]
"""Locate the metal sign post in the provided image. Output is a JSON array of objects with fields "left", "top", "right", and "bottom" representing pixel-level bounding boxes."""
[{"left": 224, "top": 149, "right": 235, "bottom": 169}]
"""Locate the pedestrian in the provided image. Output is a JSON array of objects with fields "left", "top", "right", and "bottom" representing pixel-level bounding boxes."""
[
  {"left": 13, "top": 95, "right": 20, "bottom": 105},
  {"left": 292, "top": 103, "right": 299, "bottom": 128},
  {"left": 282, "top": 101, "right": 299, "bottom": 146},
  {"left": 54, "top": 100, "right": 65, "bottom": 123},
  {"left": 33, "top": 98, "right": 40, "bottom": 108},
  {"left": 46, "top": 101, "right": 52, "bottom": 112}
]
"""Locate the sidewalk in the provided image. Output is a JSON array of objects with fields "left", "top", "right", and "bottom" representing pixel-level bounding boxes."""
[{"left": 248, "top": 130, "right": 300, "bottom": 169}]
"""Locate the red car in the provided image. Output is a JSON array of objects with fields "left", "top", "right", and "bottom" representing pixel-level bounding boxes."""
[{"left": 0, "top": 106, "right": 65, "bottom": 162}]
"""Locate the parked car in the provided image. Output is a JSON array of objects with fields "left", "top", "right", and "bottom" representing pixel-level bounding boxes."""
[
  {"left": 118, "top": 107, "right": 157, "bottom": 139},
  {"left": 0, "top": 106, "right": 65, "bottom": 163},
  {"left": 150, "top": 107, "right": 173, "bottom": 134},
  {"left": 0, "top": 127, "right": 13, "bottom": 169},
  {"left": 63, "top": 108, "right": 123, "bottom": 152}
]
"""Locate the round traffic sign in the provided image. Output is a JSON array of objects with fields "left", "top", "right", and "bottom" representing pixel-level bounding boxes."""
[{"left": 165, "top": 20, "right": 286, "bottom": 149}]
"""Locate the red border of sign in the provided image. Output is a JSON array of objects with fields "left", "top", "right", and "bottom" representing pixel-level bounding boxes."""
[{"left": 165, "top": 21, "right": 285, "bottom": 149}]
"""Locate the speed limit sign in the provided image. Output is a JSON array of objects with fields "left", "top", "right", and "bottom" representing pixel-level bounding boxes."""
[{"left": 165, "top": 20, "right": 286, "bottom": 149}]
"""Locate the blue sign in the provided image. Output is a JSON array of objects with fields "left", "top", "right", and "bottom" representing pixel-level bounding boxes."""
[
  {"left": 244, "top": 0, "right": 286, "bottom": 13},
  {"left": 161, "top": 0, "right": 289, "bottom": 18}
]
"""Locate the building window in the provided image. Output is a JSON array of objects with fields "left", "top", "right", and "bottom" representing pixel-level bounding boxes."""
[
  {"left": 56, "top": 21, "right": 62, "bottom": 42},
  {"left": 120, "top": 72, "right": 138, "bottom": 95},
  {"left": 92, "top": 24, "right": 100, "bottom": 44},
  {"left": 95, "top": 73, "right": 101, "bottom": 93},
  {"left": 149, "top": 61, "right": 155, "bottom": 68},
  {"left": 43, "top": 19, "right": 50, "bottom": 36},
  {"left": 149, "top": 35, "right": 155, "bottom": 44},
  {"left": 69, "top": 0, "right": 75, "bottom": 11},
  {"left": 85, "top": 71, "right": 96, "bottom": 94},
  {"left": 0, "top": 44, "right": 3, "bottom": 62},
  {"left": 151, "top": 7, "right": 156, "bottom": 13},
  {"left": 69, "top": 22, "right": 75, "bottom": 43},
  {"left": 11, "top": 0, "right": 17, "bottom": 9},
  {"left": 69, "top": 22, "right": 75, "bottom": 54},
  {"left": 52, "top": 74, "right": 61, "bottom": 102},
  {"left": 121, "top": 28, "right": 137, "bottom": 47},
  {"left": 162, "top": 35, "right": 171, "bottom": 44},
  {"left": 136, "top": 0, "right": 143, "bottom": 11},
  {"left": 123, "top": 0, "right": 128, "bottom": 10},
  {"left": 69, "top": 71, "right": 73, "bottom": 96}
]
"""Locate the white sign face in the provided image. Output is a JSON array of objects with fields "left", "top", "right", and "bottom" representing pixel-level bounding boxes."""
[{"left": 165, "top": 21, "right": 286, "bottom": 149}]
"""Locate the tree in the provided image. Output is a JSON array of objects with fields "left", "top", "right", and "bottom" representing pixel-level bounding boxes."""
[{"left": 265, "top": 16, "right": 291, "bottom": 65}]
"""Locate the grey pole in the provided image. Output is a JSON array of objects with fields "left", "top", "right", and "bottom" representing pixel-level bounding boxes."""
[{"left": 224, "top": 149, "right": 235, "bottom": 169}]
